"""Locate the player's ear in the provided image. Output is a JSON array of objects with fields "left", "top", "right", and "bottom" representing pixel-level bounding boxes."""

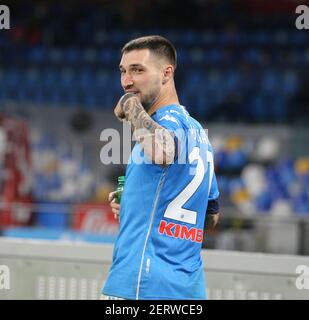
[{"left": 162, "top": 65, "right": 174, "bottom": 85}]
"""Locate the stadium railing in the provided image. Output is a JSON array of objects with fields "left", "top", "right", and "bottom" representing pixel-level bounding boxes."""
[{"left": 0, "top": 238, "right": 308, "bottom": 300}]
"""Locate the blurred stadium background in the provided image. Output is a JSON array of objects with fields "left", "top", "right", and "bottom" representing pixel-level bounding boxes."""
[{"left": 0, "top": 0, "right": 309, "bottom": 299}]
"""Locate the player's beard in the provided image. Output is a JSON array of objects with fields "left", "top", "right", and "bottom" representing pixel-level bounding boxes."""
[{"left": 140, "top": 80, "right": 161, "bottom": 112}]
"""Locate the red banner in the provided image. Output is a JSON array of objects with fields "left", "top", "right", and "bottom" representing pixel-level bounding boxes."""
[{"left": 72, "top": 203, "right": 118, "bottom": 234}]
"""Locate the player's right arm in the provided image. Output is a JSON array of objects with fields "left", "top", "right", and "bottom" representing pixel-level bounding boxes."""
[{"left": 114, "top": 93, "right": 176, "bottom": 165}]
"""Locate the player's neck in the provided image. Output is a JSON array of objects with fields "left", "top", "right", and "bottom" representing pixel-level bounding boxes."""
[{"left": 148, "top": 85, "right": 179, "bottom": 116}]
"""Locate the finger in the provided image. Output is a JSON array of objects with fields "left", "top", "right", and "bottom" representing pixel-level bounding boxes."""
[
  {"left": 119, "top": 92, "right": 137, "bottom": 106},
  {"left": 110, "top": 202, "right": 120, "bottom": 209},
  {"left": 113, "top": 211, "right": 120, "bottom": 222},
  {"left": 114, "top": 213, "right": 120, "bottom": 222},
  {"left": 108, "top": 192, "right": 116, "bottom": 202},
  {"left": 114, "top": 104, "right": 125, "bottom": 119}
]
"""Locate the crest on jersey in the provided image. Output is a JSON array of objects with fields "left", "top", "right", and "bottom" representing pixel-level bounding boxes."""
[{"left": 159, "top": 114, "right": 179, "bottom": 125}]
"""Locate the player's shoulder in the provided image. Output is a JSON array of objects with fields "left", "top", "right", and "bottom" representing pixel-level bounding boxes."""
[{"left": 154, "top": 104, "right": 195, "bottom": 130}]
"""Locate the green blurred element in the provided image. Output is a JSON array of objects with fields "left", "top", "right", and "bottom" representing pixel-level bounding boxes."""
[{"left": 114, "top": 176, "right": 125, "bottom": 204}]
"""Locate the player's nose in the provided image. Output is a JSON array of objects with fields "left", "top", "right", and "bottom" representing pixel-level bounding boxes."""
[{"left": 122, "top": 74, "right": 134, "bottom": 88}]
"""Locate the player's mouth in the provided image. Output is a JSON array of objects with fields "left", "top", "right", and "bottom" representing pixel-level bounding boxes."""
[
  {"left": 125, "top": 90, "right": 141, "bottom": 99},
  {"left": 125, "top": 90, "right": 140, "bottom": 95}
]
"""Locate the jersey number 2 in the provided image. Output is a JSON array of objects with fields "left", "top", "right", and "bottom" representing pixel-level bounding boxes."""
[{"left": 163, "top": 147, "right": 214, "bottom": 225}]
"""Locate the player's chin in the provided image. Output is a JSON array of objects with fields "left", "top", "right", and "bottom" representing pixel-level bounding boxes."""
[{"left": 135, "top": 92, "right": 142, "bottom": 100}]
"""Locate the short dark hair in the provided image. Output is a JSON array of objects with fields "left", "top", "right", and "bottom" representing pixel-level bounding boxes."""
[{"left": 121, "top": 35, "right": 177, "bottom": 69}]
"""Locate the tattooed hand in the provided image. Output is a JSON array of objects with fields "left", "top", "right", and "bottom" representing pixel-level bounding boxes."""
[
  {"left": 114, "top": 93, "right": 137, "bottom": 121},
  {"left": 114, "top": 93, "right": 176, "bottom": 165}
]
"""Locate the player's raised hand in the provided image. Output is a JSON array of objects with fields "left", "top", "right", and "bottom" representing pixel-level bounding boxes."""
[
  {"left": 114, "top": 101, "right": 126, "bottom": 121},
  {"left": 114, "top": 93, "right": 138, "bottom": 121},
  {"left": 108, "top": 191, "right": 121, "bottom": 222}
]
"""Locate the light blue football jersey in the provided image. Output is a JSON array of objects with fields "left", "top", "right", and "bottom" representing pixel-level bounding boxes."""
[{"left": 102, "top": 104, "right": 219, "bottom": 300}]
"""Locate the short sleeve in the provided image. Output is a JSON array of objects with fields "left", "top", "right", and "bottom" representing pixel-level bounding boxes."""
[
  {"left": 154, "top": 112, "right": 187, "bottom": 162},
  {"left": 209, "top": 172, "right": 220, "bottom": 201}
]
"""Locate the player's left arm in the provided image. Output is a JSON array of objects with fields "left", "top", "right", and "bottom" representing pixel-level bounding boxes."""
[
  {"left": 205, "top": 157, "right": 221, "bottom": 230},
  {"left": 114, "top": 93, "right": 176, "bottom": 165},
  {"left": 205, "top": 199, "right": 220, "bottom": 229}
]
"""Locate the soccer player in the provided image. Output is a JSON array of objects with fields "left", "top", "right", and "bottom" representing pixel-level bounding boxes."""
[{"left": 101, "top": 35, "right": 220, "bottom": 300}]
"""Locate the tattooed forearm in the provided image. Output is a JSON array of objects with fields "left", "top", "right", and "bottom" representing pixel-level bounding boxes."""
[{"left": 119, "top": 94, "right": 175, "bottom": 165}]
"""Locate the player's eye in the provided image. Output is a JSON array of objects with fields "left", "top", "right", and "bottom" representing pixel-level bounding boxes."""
[{"left": 132, "top": 68, "right": 143, "bottom": 73}]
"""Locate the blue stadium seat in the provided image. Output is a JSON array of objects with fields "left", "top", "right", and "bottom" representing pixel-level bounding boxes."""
[
  {"left": 63, "top": 48, "right": 82, "bottom": 64},
  {"left": 28, "top": 47, "right": 47, "bottom": 63}
]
